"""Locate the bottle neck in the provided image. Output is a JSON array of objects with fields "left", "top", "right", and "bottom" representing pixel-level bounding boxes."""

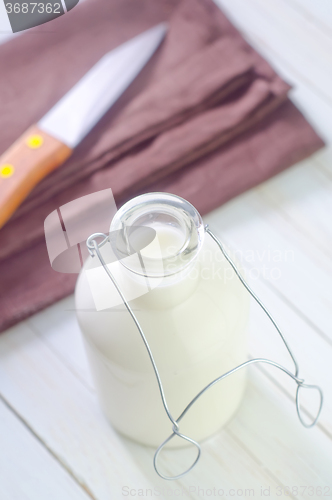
[{"left": 110, "top": 193, "right": 205, "bottom": 279}]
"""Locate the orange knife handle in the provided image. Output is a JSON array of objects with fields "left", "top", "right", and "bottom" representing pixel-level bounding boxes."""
[{"left": 0, "top": 125, "right": 73, "bottom": 229}]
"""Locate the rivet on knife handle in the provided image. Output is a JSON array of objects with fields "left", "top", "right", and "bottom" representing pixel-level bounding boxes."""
[{"left": 0, "top": 125, "right": 72, "bottom": 229}]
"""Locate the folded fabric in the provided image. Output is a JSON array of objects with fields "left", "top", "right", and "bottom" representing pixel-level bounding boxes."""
[
  {"left": 0, "top": 0, "right": 324, "bottom": 332},
  {"left": 0, "top": 0, "right": 291, "bottom": 261}
]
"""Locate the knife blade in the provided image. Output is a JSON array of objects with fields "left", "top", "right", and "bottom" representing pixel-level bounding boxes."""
[{"left": 0, "top": 22, "right": 167, "bottom": 229}]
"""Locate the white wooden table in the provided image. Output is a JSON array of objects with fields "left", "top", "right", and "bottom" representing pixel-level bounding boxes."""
[{"left": 1, "top": 1, "right": 332, "bottom": 498}]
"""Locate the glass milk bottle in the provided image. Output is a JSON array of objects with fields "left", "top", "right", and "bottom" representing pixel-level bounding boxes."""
[{"left": 75, "top": 193, "right": 249, "bottom": 448}]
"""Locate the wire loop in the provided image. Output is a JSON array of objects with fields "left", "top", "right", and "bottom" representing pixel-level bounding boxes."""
[
  {"left": 295, "top": 383, "right": 323, "bottom": 428},
  {"left": 153, "top": 431, "right": 201, "bottom": 480},
  {"left": 86, "top": 232, "right": 109, "bottom": 256}
]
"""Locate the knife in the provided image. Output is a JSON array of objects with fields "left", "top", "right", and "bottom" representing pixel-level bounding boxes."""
[{"left": 0, "top": 22, "right": 167, "bottom": 229}]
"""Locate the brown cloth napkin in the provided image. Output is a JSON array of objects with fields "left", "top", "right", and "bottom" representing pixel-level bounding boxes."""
[{"left": 0, "top": 0, "right": 324, "bottom": 332}]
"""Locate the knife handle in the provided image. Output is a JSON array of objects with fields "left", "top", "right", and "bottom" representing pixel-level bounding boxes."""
[{"left": 0, "top": 125, "right": 72, "bottom": 229}]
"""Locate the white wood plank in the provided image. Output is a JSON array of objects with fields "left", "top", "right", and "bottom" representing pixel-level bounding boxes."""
[
  {"left": 1, "top": 318, "right": 329, "bottom": 497},
  {"left": 246, "top": 277, "right": 332, "bottom": 435},
  {"left": 314, "top": 146, "right": 332, "bottom": 179},
  {"left": 125, "top": 367, "right": 332, "bottom": 497},
  {"left": 287, "top": 0, "right": 332, "bottom": 35},
  {"left": 228, "top": 370, "right": 332, "bottom": 497},
  {"left": 27, "top": 296, "right": 94, "bottom": 391},
  {"left": 215, "top": 0, "right": 332, "bottom": 103},
  {"left": 214, "top": 0, "right": 332, "bottom": 145},
  {"left": 0, "top": 322, "right": 157, "bottom": 500},
  {"left": 120, "top": 400, "right": 283, "bottom": 494},
  {"left": 251, "top": 157, "right": 332, "bottom": 259},
  {"left": 205, "top": 192, "right": 332, "bottom": 342},
  {"left": 0, "top": 397, "right": 90, "bottom": 500}
]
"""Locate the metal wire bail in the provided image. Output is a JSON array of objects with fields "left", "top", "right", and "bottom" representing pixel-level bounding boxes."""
[{"left": 86, "top": 223, "right": 323, "bottom": 480}]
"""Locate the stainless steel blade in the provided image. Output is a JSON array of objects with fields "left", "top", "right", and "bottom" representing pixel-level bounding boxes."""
[{"left": 38, "top": 23, "right": 167, "bottom": 148}]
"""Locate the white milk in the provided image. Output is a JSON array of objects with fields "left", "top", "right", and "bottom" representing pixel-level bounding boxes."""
[{"left": 75, "top": 195, "right": 249, "bottom": 448}]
